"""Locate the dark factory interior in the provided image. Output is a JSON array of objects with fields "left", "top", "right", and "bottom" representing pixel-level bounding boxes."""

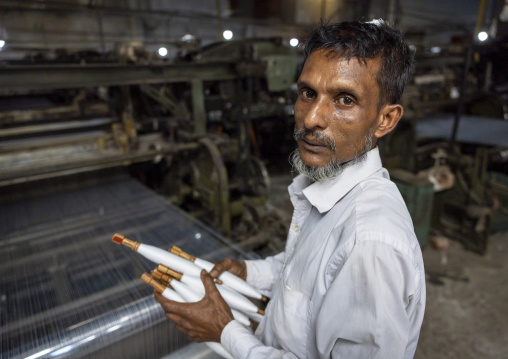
[{"left": 1, "top": 0, "right": 507, "bottom": 358}]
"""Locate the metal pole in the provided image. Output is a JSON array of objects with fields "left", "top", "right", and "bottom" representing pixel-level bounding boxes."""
[
  {"left": 449, "top": 44, "right": 474, "bottom": 151},
  {"left": 216, "top": 0, "right": 222, "bottom": 41},
  {"left": 475, "top": 0, "right": 488, "bottom": 36}
]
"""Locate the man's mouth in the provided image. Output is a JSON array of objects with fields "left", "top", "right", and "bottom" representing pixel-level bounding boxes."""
[
  {"left": 302, "top": 137, "right": 328, "bottom": 148},
  {"left": 294, "top": 128, "right": 336, "bottom": 151},
  {"left": 299, "top": 137, "right": 332, "bottom": 155}
]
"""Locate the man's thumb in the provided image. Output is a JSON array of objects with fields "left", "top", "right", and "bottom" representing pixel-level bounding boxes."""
[{"left": 200, "top": 269, "right": 217, "bottom": 294}]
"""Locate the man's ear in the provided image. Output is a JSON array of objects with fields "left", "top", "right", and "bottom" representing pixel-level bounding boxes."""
[{"left": 375, "top": 104, "right": 403, "bottom": 139}]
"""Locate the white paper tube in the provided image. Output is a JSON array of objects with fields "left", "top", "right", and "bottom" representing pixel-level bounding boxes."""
[
  {"left": 193, "top": 257, "right": 264, "bottom": 300},
  {"left": 160, "top": 288, "right": 233, "bottom": 359},
  {"left": 113, "top": 235, "right": 265, "bottom": 301},
  {"left": 182, "top": 274, "right": 261, "bottom": 315},
  {"left": 138, "top": 244, "right": 203, "bottom": 276},
  {"left": 161, "top": 287, "right": 185, "bottom": 302},
  {"left": 244, "top": 310, "right": 264, "bottom": 323},
  {"left": 170, "top": 280, "right": 251, "bottom": 327}
]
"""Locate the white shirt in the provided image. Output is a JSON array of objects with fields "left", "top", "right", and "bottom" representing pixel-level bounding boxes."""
[{"left": 221, "top": 147, "right": 426, "bottom": 359}]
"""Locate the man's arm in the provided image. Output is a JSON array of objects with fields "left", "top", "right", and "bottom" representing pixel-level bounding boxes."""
[
  {"left": 220, "top": 242, "right": 416, "bottom": 359},
  {"left": 221, "top": 321, "right": 300, "bottom": 358},
  {"left": 316, "top": 240, "right": 416, "bottom": 358},
  {"left": 153, "top": 269, "right": 301, "bottom": 359},
  {"left": 244, "top": 252, "right": 285, "bottom": 296}
]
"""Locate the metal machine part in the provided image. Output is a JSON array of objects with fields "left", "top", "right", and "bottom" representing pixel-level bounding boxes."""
[
  {"left": 0, "top": 173, "right": 256, "bottom": 359},
  {"left": 380, "top": 35, "right": 508, "bottom": 253},
  {"left": 0, "top": 37, "right": 297, "bottom": 243},
  {"left": 0, "top": 36, "right": 292, "bottom": 354}
]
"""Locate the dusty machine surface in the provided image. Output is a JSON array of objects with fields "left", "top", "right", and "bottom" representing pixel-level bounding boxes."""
[{"left": 0, "top": 173, "right": 257, "bottom": 359}]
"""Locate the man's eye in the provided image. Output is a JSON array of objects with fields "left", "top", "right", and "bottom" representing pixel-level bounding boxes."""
[
  {"left": 301, "top": 90, "right": 315, "bottom": 99},
  {"left": 338, "top": 97, "right": 354, "bottom": 106}
]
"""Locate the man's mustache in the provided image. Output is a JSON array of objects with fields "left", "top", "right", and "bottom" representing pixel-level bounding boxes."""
[{"left": 293, "top": 128, "right": 336, "bottom": 151}]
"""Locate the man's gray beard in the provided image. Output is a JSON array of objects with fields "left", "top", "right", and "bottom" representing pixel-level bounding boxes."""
[{"left": 290, "top": 128, "right": 374, "bottom": 182}]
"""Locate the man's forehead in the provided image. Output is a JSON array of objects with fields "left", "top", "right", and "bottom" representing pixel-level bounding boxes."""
[
  {"left": 306, "top": 48, "right": 380, "bottom": 67},
  {"left": 301, "top": 49, "right": 381, "bottom": 79}
]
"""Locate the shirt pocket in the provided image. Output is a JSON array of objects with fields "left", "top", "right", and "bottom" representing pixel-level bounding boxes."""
[{"left": 270, "top": 283, "right": 312, "bottom": 358}]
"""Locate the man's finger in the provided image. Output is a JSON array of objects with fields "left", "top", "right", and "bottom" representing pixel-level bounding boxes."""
[
  {"left": 167, "top": 313, "right": 183, "bottom": 323},
  {"left": 210, "top": 257, "right": 234, "bottom": 278},
  {"left": 175, "top": 324, "right": 188, "bottom": 334},
  {"left": 200, "top": 269, "right": 218, "bottom": 296},
  {"left": 153, "top": 290, "right": 168, "bottom": 304},
  {"left": 154, "top": 291, "right": 176, "bottom": 309},
  {"left": 209, "top": 263, "right": 224, "bottom": 279},
  {"left": 153, "top": 290, "right": 190, "bottom": 313}
]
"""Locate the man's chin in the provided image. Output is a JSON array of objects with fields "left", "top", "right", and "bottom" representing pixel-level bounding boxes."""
[
  {"left": 298, "top": 152, "right": 331, "bottom": 169},
  {"left": 290, "top": 149, "right": 343, "bottom": 182}
]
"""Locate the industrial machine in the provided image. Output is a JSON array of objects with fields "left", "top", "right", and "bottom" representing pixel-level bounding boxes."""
[
  {"left": 383, "top": 35, "right": 508, "bottom": 253},
  {"left": 0, "top": 38, "right": 297, "bottom": 358},
  {"left": 0, "top": 37, "right": 297, "bottom": 239},
  {"left": 0, "top": 173, "right": 254, "bottom": 359},
  {"left": 2, "top": 21, "right": 508, "bottom": 359}
]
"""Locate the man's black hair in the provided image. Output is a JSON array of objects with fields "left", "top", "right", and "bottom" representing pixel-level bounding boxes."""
[{"left": 303, "top": 20, "right": 415, "bottom": 107}]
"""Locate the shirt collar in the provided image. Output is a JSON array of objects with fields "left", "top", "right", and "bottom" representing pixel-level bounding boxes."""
[{"left": 289, "top": 147, "right": 383, "bottom": 213}]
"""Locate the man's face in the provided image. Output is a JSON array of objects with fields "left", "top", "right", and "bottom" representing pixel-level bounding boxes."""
[{"left": 294, "top": 49, "right": 383, "bottom": 170}]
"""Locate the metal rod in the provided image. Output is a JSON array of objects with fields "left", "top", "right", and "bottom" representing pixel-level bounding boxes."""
[
  {"left": 0, "top": 63, "right": 237, "bottom": 92},
  {"left": 0, "top": 118, "right": 115, "bottom": 137},
  {"left": 449, "top": 44, "right": 474, "bottom": 151}
]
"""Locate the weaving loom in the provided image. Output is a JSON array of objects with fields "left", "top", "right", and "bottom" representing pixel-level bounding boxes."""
[{"left": 0, "top": 172, "right": 253, "bottom": 358}]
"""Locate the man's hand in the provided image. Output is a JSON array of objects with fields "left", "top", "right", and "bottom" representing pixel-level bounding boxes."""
[
  {"left": 209, "top": 258, "right": 247, "bottom": 281},
  {"left": 153, "top": 269, "right": 234, "bottom": 342}
]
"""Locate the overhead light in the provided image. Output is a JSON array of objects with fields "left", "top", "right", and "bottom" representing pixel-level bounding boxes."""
[
  {"left": 223, "top": 30, "right": 233, "bottom": 40},
  {"left": 158, "top": 47, "right": 168, "bottom": 57},
  {"left": 289, "top": 38, "right": 299, "bottom": 47},
  {"left": 181, "top": 34, "right": 194, "bottom": 42},
  {"left": 430, "top": 46, "right": 441, "bottom": 54},
  {"left": 478, "top": 31, "right": 488, "bottom": 42},
  {"left": 0, "top": 40, "right": 5, "bottom": 49}
]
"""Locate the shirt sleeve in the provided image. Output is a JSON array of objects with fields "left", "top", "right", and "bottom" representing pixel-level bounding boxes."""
[
  {"left": 244, "top": 252, "right": 285, "bottom": 296},
  {"left": 221, "top": 320, "right": 299, "bottom": 359},
  {"left": 221, "top": 252, "right": 294, "bottom": 359},
  {"left": 316, "top": 239, "right": 415, "bottom": 358}
]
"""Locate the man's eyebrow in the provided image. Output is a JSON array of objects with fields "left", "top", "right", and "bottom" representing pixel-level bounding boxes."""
[
  {"left": 333, "top": 85, "right": 361, "bottom": 98},
  {"left": 296, "top": 80, "right": 312, "bottom": 88},
  {"left": 297, "top": 80, "right": 362, "bottom": 99}
]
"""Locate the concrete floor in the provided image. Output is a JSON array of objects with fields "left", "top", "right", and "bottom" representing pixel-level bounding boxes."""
[
  {"left": 266, "top": 173, "right": 508, "bottom": 359},
  {"left": 415, "top": 231, "right": 508, "bottom": 359}
]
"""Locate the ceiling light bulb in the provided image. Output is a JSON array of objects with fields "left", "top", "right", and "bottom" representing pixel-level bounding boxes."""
[
  {"left": 223, "top": 30, "right": 233, "bottom": 40},
  {"left": 478, "top": 31, "right": 488, "bottom": 42},
  {"left": 158, "top": 47, "right": 168, "bottom": 56}
]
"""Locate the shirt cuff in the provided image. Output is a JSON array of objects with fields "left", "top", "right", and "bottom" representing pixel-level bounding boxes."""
[{"left": 221, "top": 320, "right": 262, "bottom": 359}]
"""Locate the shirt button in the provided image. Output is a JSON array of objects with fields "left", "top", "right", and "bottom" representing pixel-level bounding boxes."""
[{"left": 293, "top": 224, "right": 300, "bottom": 232}]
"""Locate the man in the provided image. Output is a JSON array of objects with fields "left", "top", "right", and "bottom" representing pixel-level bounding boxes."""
[{"left": 155, "top": 20, "right": 426, "bottom": 358}]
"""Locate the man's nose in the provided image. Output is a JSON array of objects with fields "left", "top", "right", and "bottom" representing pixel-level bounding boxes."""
[{"left": 304, "top": 97, "right": 328, "bottom": 130}]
